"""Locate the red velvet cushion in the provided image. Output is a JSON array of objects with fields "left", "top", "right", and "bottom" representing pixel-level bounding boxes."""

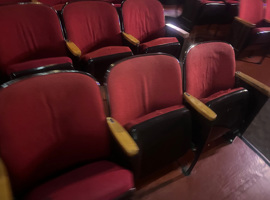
[
  {"left": 0, "top": 0, "right": 31, "bottom": 4},
  {"left": 52, "top": 3, "right": 65, "bottom": 11},
  {"left": 24, "top": 161, "right": 133, "bottom": 200},
  {"left": 238, "top": 0, "right": 264, "bottom": 24},
  {"left": 81, "top": 46, "right": 131, "bottom": 60},
  {"left": 125, "top": 105, "right": 185, "bottom": 130},
  {"left": 200, "top": 88, "right": 244, "bottom": 103},
  {"left": 200, "top": 0, "right": 225, "bottom": 4},
  {"left": 38, "top": 0, "right": 68, "bottom": 6},
  {"left": 185, "top": 42, "right": 236, "bottom": 99},
  {"left": 140, "top": 37, "right": 179, "bottom": 51},
  {"left": 0, "top": 72, "right": 109, "bottom": 196},
  {"left": 6, "top": 57, "right": 72, "bottom": 75},
  {"left": 122, "top": 0, "right": 166, "bottom": 42},
  {"left": 107, "top": 54, "right": 184, "bottom": 126},
  {"left": 0, "top": 4, "right": 68, "bottom": 71},
  {"left": 265, "top": 0, "right": 270, "bottom": 20},
  {"left": 62, "top": 1, "right": 123, "bottom": 55}
]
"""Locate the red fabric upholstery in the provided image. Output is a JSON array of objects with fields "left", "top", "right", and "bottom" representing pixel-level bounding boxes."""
[
  {"left": 185, "top": 42, "right": 236, "bottom": 99},
  {"left": 200, "top": 87, "right": 244, "bottom": 103},
  {"left": 62, "top": 1, "right": 123, "bottom": 55},
  {"left": 0, "top": 4, "right": 68, "bottom": 74},
  {"left": 200, "top": 0, "right": 225, "bottom": 4},
  {"left": 81, "top": 46, "right": 131, "bottom": 60},
  {"left": 140, "top": 37, "right": 179, "bottom": 51},
  {"left": 52, "top": 3, "right": 65, "bottom": 11},
  {"left": 106, "top": 54, "right": 184, "bottom": 126},
  {"left": 122, "top": 0, "right": 166, "bottom": 42},
  {"left": 238, "top": 0, "right": 264, "bottom": 24},
  {"left": 6, "top": 57, "right": 72, "bottom": 75},
  {"left": 265, "top": 0, "right": 270, "bottom": 20},
  {"left": 0, "top": 0, "right": 30, "bottom": 4},
  {"left": 38, "top": 0, "right": 68, "bottom": 7},
  {"left": 24, "top": 161, "right": 133, "bottom": 200},
  {"left": 0, "top": 72, "right": 112, "bottom": 196},
  {"left": 125, "top": 105, "right": 185, "bottom": 130}
]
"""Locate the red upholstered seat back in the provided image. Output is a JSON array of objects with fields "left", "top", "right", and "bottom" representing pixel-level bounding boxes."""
[
  {"left": 265, "top": 0, "right": 270, "bottom": 20},
  {"left": 0, "top": 4, "right": 67, "bottom": 71},
  {"left": 62, "top": 1, "right": 123, "bottom": 55},
  {"left": 0, "top": 0, "right": 30, "bottom": 4},
  {"left": 38, "top": 0, "right": 69, "bottom": 6},
  {"left": 238, "top": 0, "right": 264, "bottom": 24},
  {"left": 122, "top": 0, "right": 166, "bottom": 43},
  {"left": 0, "top": 72, "right": 109, "bottom": 196},
  {"left": 106, "top": 54, "right": 184, "bottom": 126},
  {"left": 184, "top": 42, "right": 236, "bottom": 99}
]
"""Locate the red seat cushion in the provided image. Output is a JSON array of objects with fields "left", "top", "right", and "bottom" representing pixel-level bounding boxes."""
[
  {"left": 38, "top": 0, "right": 68, "bottom": 7},
  {"left": 200, "top": 88, "right": 244, "bottom": 103},
  {"left": 81, "top": 46, "right": 132, "bottom": 60},
  {"left": 140, "top": 37, "right": 179, "bottom": 51},
  {"left": 185, "top": 42, "right": 236, "bottom": 99},
  {"left": 62, "top": 1, "right": 123, "bottom": 55},
  {"left": 0, "top": 4, "right": 68, "bottom": 74},
  {"left": 122, "top": 0, "right": 166, "bottom": 42},
  {"left": 52, "top": 3, "right": 65, "bottom": 11},
  {"left": 200, "top": 0, "right": 225, "bottom": 4},
  {"left": 24, "top": 161, "right": 133, "bottom": 200},
  {"left": 238, "top": 0, "right": 264, "bottom": 24},
  {"left": 6, "top": 57, "right": 72, "bottom": 75},
  {"left": 0, "top": 72, "right": 110, "bottom": 196},
  {"left": 125, "top": 105, "right": 185, "bottom": 130},
  {"left": 107, "top": 54, "right": 184, "bottom": 126}
]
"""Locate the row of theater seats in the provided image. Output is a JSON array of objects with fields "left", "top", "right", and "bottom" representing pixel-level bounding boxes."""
[
  {"left": 230, "top": 0, "right": 270, "bottom": 62},
  {"left": 0, "top": 0, "right": 188, "bottom": 84},
  {"left": 0, "top": 0, "right": 123, "bottom": 9},
  {"left": 0, "top": 42, "right": 270, "bottom": 200}
]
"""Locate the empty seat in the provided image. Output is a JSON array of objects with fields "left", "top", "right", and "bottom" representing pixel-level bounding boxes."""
[
  {"left": 105, "top": 53, "right": 215, "bottom": 177},
  {"left": 121, "top": 0, "right": 189, "bottom": 58},
  {"left": 184, "top": 42, "right": 270, "bottom": 145},
  {"left": 62, "top": 1, "right": 132, "bottom": 83},
  {"left": 0, "top": 3, "right": 73, "bottom": 79},
  {"left": 229, "top": 0, "right": 270, "bottom": 61},
  {"left": 0, "top": 70, "right": 136, "bottom": 200}
]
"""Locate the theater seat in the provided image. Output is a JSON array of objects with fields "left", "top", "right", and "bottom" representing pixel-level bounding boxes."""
[
  {"left": 229, "top": 0, "right": 270, "bottom": 62},
  {"left": 0, "top": 70, "right": 136, "bottom": 200},
  {"left": 0, "top": 3, "right": 73, "bottom": 80},
  {"left": 105, "top": 53, "right": 216, "bottom": 177},
  {"left": 121, "top": 0, "right": 189, "bottom": 58},
  {"left": 184, "top": 42, "right": 270, "bottom": 146},
  {"left": 62, "top": 1, "right": 132, "bottom": 83}
]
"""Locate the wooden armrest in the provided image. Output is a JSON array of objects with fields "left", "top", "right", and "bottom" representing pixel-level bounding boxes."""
[
  {"left": 235, "top": 17, "right": 256, "bottom": 28},
  {"left": 31, "top": 0, "right": 39, "bottom": 2},
  {"left": 166, "top": 23, "right": 190, "bottom": 38},
  {"left": 235, "top": 71, "right": 270, "bottom": 97},
  {"left": 122, "top": 32, "right": 140, "bottom": 46},
  {"left": 0, "top": 159, "right": 13, "bottom": 200},
  {"left": 65, "top": 40, "right": 81, "bottom": 57},
  {"left": 184, "top": 92, "right": 217, "bottom": 121},
  {"left": 107, "top": 117, "right": 139, "bottom": 157}
]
